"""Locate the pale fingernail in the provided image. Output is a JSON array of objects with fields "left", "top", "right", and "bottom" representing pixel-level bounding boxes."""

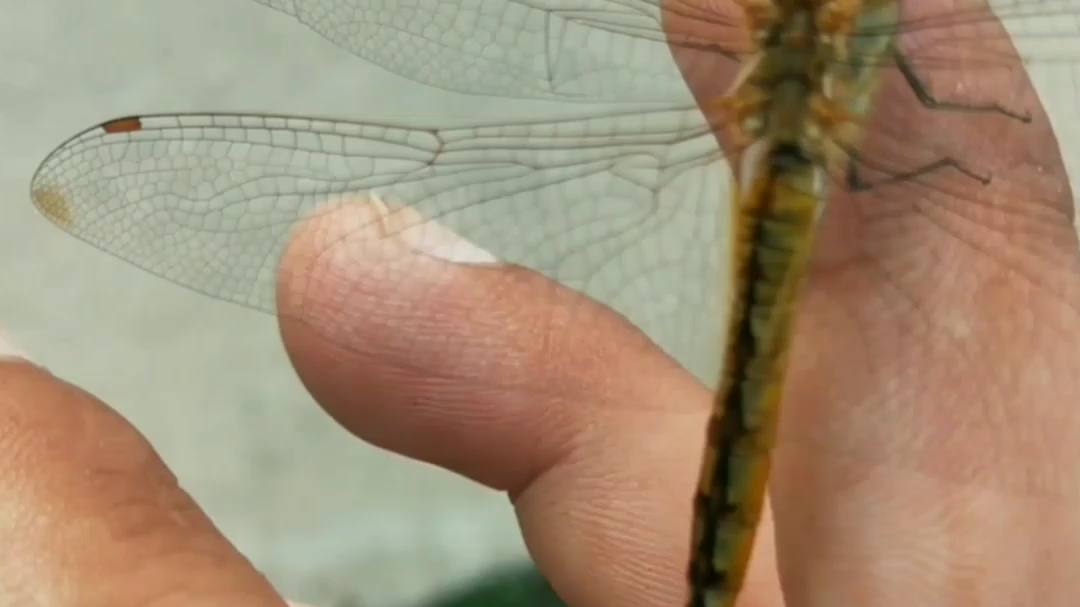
[
  {"left": 0, "top": 327, "right": 32, "bottom": 362},
  {"left": 369, "top": 193, "right": 498, "bottom": 264}
]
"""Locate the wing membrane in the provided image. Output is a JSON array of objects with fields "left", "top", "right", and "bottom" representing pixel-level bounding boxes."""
[
  {"left": 251, "top": 0, "right": 1080, "bottom": 102},
  {"left": 252, "top": 0, "right": 743, "bottom": 101},
  {"left": 30, "top": 110, "right": 726, "bottom": 381}
]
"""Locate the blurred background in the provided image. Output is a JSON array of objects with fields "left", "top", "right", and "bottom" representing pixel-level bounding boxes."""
[{"left": 0, "top": 1, "right": 576, "bottom": 605}]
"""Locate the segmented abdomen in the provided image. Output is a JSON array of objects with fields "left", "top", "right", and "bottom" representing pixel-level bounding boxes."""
[{"left": 687, "top": 165, "right": 821, "bottom": 607}]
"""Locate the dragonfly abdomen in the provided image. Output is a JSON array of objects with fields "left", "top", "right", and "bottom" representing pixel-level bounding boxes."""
[
  {"left": 688, "top": 152, "right": 822, "bottom": 607},
  {"left": 687, "top": 0, "right": 900, "bottom": 600}
]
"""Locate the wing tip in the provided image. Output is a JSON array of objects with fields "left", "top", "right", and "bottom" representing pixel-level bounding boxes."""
[{"left": 30, "top": 184, "right": 75, "bottom": 229}]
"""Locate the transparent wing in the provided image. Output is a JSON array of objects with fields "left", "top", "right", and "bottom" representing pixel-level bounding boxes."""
[
  {"left": 30, "top": 110, "right": 727, "bottom": 382},
  {"left": 248, "top": 0, "right": 1080, "bottom": 105},
  {"left": 251, "top": 0, "right": 743, "bottom": 102},
  {"left": 28, "top": 0, "right": 1080, "bottom": 507},
  {"left": 894, "top": 0, "right": 1080, "bottom": 66}
]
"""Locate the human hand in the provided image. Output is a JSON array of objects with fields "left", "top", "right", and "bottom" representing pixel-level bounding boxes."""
[
  {"left": 274, "top": 1, "right": 1080, "bottom": 603},
  {"left": 272, "top": 137, "right": 1080, "bottom": 607},
  {"left": 0, "top": 334, "right": 315, "bottom": 605},
  {"left": 0, "top": 196, "right": 717, "bottom": 607},
  {"left": 3, "top": 154, "right": 1078, "bottom": 607}
]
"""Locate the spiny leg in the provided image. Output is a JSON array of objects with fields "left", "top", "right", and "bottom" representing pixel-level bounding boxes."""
[
  {"left": 894, "top": 49, "right": 1032, "bottom": 123},
  {"left": 843, "top": 48, "right": 1025, "bottom": 190},
  {"left": 844, "top": 150, "right": 990, "bottom": 191}
]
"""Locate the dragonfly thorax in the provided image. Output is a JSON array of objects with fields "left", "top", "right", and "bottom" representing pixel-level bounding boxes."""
[{"left": 716, "top": 0, "right": 895, "bottom": 188}]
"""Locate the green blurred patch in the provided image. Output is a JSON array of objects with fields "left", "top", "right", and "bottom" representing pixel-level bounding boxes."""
[{"left": 419, "top": 563, "right": 566, "bottom": 607}]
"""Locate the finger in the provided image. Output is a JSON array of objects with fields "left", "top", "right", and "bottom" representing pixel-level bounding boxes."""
[
  {"left": 668, "top": 0, "right": 1080, "bottom": 603},
  {"left": 275, "top": 199, "right": 783, "bottom": 607},
  {"left": 780, "top": 0, "right": 1080, "bottom": 541},
  {"left": 0, "top": 335, "right": 289, "bottom": 606},
  {"left": 678, "top": 2, "right": 1080, "bottom": 605}
]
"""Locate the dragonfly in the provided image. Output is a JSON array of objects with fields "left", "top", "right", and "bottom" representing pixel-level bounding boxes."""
[{"left": 27, "top": 0, "right": 1080, "bottom": 605}]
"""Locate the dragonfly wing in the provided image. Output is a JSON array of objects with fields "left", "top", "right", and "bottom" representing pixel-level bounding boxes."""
[
  {"left": 251, "top": 0, "right": 741, "bottom": 103},
  {"left": 30, "top": 110, "right": 726, "bottom": 383},
  {"left": 839, "top": 1, "right": 1080, "bottom": 73}
]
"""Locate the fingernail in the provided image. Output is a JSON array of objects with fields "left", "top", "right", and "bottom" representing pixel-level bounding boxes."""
[
  {"left": 0, "top": 327, "right": 32, "bottom": 362},
  {"left": 369, "top": 193, "right": 498, "bottom": 264}
]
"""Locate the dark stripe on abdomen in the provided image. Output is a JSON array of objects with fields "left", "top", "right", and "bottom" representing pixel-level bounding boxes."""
[{"left": 687, "top": 156, "right": 819, "bottom": 607}]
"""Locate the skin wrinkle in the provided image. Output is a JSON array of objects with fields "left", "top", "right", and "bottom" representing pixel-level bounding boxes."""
[
  {"left": 656, "top": 0, "right": 1080, "bottom": 604},
  {"left": 278, "top": 196, "right": 735, "bottom": 607}
]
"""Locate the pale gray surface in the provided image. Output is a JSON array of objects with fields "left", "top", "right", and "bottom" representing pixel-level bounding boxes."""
[
  {"left": 3, "top": 2, "right": 1080, "bottom": 607},
  {"left": 0, "top": 2, "right": 534, "bottom": 606}
]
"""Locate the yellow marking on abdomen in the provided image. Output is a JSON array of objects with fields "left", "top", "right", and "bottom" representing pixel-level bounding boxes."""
[{"left": 687, "top": 159, "right": 821, "bottom": 607}]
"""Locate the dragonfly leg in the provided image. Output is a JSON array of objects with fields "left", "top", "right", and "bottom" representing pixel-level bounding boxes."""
[
  {"left": 893, "top": 49, "right": 1032, "bottom": 123},
  {"left": 843, "top": 47, "right": 1027, "bottom": 191},
  {"left": 844, "top": 152, "right": 990, "bottom": 191}
]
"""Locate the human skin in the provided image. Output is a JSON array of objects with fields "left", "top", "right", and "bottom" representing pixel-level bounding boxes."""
[
  {"left": 2, "top": 155, "right": 1079, "bottom": 607},
  {"left": 3, "top": 1, "right": 1080, "bottom": 606}
]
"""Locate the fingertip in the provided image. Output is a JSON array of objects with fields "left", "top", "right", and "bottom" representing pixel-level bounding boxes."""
[
  {"left": 274, "top": 197, "right": 689, "bottom": 491},
  {"left": 276, "top": 195, "right": 502, "bottom": 337},
  {"left": 273, "top": 198, "right": 728, "bottom": 607},
  {"left": 0, "top": 361, "right": 287, "bottom": 605},
  {"left": 274, "top": 196, "right": 555, "bottom": 488}
]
